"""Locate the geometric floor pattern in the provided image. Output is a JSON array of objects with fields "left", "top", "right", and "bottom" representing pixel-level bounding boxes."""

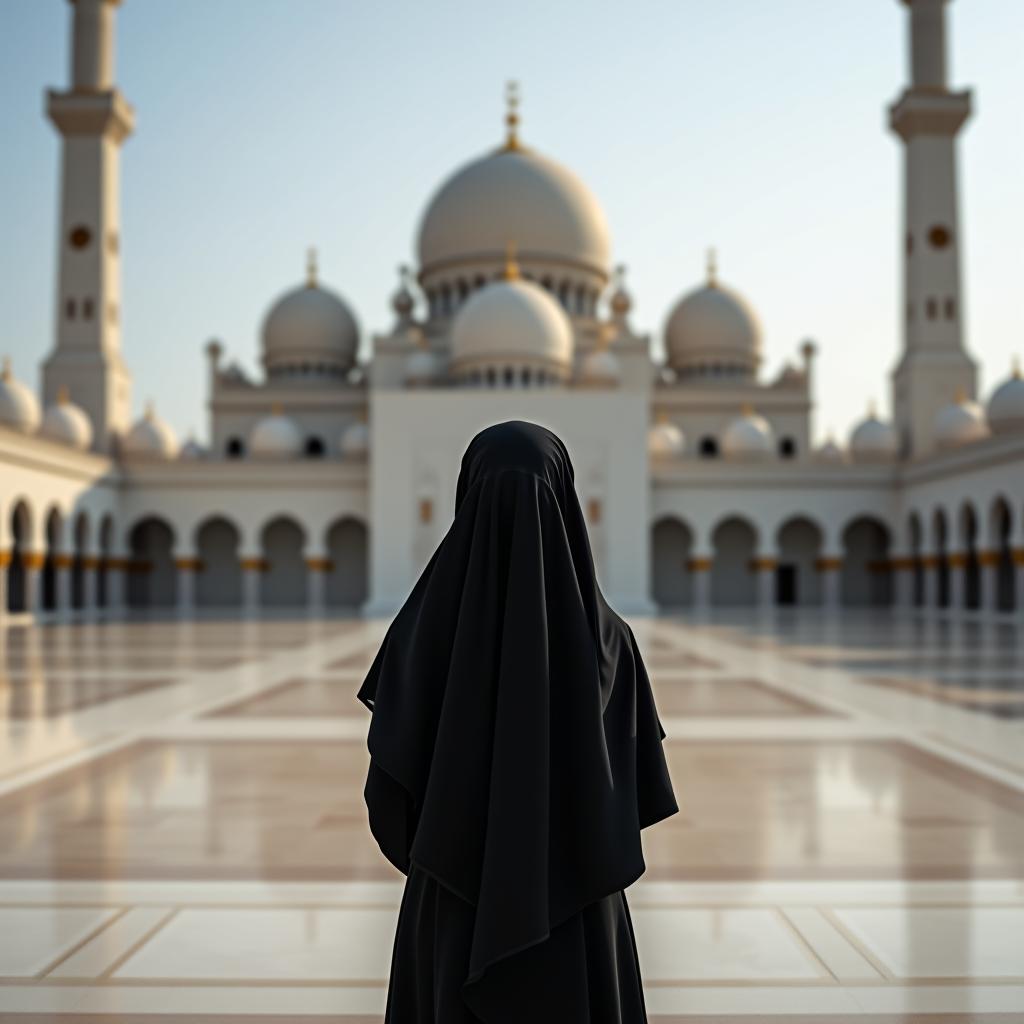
[{"left": 0, "top": 609, "right": 1022, "bottom": 1021}]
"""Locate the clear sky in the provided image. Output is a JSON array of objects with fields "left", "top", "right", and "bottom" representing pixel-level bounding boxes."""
[{"left": 1, "top": 0, "right": 1022, "bottom": 446}]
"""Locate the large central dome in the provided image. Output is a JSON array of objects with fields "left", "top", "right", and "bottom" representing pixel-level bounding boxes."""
[{"left": 417, "top": 146, "right": 611, "bottom": 275}]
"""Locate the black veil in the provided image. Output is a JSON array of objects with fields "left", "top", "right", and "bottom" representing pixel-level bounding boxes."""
[{"left": 357, "top": 419, "right": 677, "bottom": 1018}]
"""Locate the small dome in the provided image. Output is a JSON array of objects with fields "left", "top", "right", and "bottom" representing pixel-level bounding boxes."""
[
  {"left": 986, "top": 359, "right": 1024, "bottom": 434},
  {"left": 450, "top": 251, "right": 573, "bottom": 383},
  {"left": 0, "top": 357, "right": 41, "bottom": 433},
  {"left": 340, "top": 418, "right": 369, "bottom": 458},
  {"left": 404, "top": 346, "right": 440, "bottom": 387},
  {"left": 249, "top": 408, "right": 303, "bottom": 458},
  {"left": 722, "top": 407, "right": 774, "bottom": 460},
  {"left": 665, "top": 252, "right": 762, "bottom": 379},
  {"left": 261, "top": 250, "right": 359, "bottom": 381},
  {"left": 40, "top": 387, "right": 92, "bottom": 450},
  {"left": 648, "top": 417, "right": 684, "bottom": 459},
  {"left": 579, "top": 346, "right": 621, "bottom": 387},
  {"left": 934, "top": 393, "right": 989, "bottom": 449},
  {"left": 849, "top": 405, "right": 898, "bottom": 461},
  {"left": 123, "top": 403, "right": 178, "bottom": 459},
  {"left": 179, "top": 436, "right": 205, "bottom": 460},
  {"left": 815, "top": 437, "right": 846, "bottom": 463}
]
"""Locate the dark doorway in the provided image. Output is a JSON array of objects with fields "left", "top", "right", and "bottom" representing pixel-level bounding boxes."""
[{"left": 775, "top": 564, "right": 797, "bottom": 605}]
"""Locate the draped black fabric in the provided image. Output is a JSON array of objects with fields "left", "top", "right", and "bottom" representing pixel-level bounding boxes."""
[{"left": 357, "top": 420, "right": 678, "bottom": 1022}]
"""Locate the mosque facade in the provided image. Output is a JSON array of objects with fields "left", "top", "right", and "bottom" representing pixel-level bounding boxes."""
[{"left": 1, "top": 0, "right": 1022, "bottom": 622}]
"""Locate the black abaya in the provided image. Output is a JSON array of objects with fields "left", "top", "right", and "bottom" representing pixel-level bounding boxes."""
[{"left": 357, "top": 420, "right": 678, "bottom": 1023}]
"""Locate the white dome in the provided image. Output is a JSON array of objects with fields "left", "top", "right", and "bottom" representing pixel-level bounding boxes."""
[
  {"left": 648, "top": 418, "right": 684, "bottom": 459},
  {"left": 0, "top": 357, "right": 41, "bottom": 433},
  {"left": 249, "top": 410, "right": 303, "bottom": 458},
  {"left": 123, "top": 404, "right": 178, "bottom": 459},
  {"left": 986, "top": 361, "right": 1024, "bottom": 434},
  {"left": 580, "top": 347, "right": 621, "bottom": 387},
  {"left": 665, "top": 256, "right": 762, "bottom": 379},
  {"left": 404, "top": 346, "right": 440, "bottom": 387},
  {"left": 261, "top": 252, "right": 359, "bottom": 381},
  {"left": 934, "top": 395, "right": 989, "bottom": 449},
  {"left": 417, "top": 146, "right": 610, "bottom": 278},
  {"left": 815, "top": 437, "right": 846, "bottom": 463},
  {"left": 849, "top": 407, "right": 898, "bottom": 461},
  {"left": 722, "top": 408, "right": 774, "bottom": 460},
  {"left": 450, "top": 265, "right": 573, "bottom": 382},
  {"left": 40, "top": 388, "right": 92, "bottom": 450},
  {"left": 340, "top": 418, "right": 369, "bottom": 458}
]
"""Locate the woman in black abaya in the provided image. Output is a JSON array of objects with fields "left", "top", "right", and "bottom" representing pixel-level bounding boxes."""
[{"left": 357, "top": 419, "right": 678, "bottom": 1024}]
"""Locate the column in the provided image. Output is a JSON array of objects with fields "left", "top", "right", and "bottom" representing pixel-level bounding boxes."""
[
  {"left": 752, "top": 556, "right": 776, "bottom": 611},
  {"left": 920, "top": 554, "right": 938, "bottom": 608},
  {"left": 82, "top": 554, "right": 99, "bottom": 615},
  {"left": 816, "top": 555, "right": 843, "bottom": 611},
  {"left": 240, "top": 556, "right": 265, "bottom": 615},
  {"left": 947, "top": 552, "right": 966, "bottom": 611},
  {"left": 1015, "top": 548, "right": 1024, "bottom": 616},
  {"left": 688, "top": 555, "right": 711, "bottom": 613},
  {"left": 54, "top": 554, "right": 73, "bottom": 617},
  {"left": 306, "top": 556, "right": 331, "bottom": 615},
  {"left": 175, "top": 557, "right": 200, "bottom": 616},
  {"left": 892, "top": 556, "right": 916, "bottom": 609},
  {"left": 104, "top": 554, "right": 126, "bottom": 615},
  {"left": 977, "top": 551, "right": 999, "bottom": 614},
  {"left": 22, "top": 552, "right": 43, "bottom": 618}
]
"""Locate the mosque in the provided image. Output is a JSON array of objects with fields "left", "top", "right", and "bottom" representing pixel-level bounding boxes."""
[{"left": 1, "top": 0, "right": 1022, "bottom": 622}]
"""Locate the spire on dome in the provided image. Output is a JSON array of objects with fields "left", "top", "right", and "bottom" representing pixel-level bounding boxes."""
[
  {"left": 1, "top": 356, "right": 10, "bottom": 381},
  {"left": 503, "top": 80, "right": 521, "bottom": 151},
  {"left": 706, "top": 247, "right": 718, "bottom": 287},
  {"left": 306, "top": 247, "right": 318, "bottom": 288},
  {"left": 502, "top": 240, "right": 521, "bottom": 281}
]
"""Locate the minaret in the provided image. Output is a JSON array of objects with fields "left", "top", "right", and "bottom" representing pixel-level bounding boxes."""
[
  {"left": 42, "top": 0, "right": 134, "bottom": 455},
  {"left": 889, "top": 0, "right": 977, "bottom": 458}
]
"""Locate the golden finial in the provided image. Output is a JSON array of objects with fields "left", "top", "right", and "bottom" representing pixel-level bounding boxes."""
[
  {"left": 655, "top": 410, "right": 670, "bottom": 425},
  {"left": 57, "top": 385, "right": 69, "bottom": 405},
  {"left": 954, "top": 386, "right": 967, "bottom": 404},
  {"left": 503, "top": 80, "right": 521, "bottom": 151},
  {"left": 740, "top": 401, "right": 755, "bottom": 416},
  {"left": 271, "top": 401, "right": 284, "bottom": 416},
  {"left": 1, "top": 356, "right": 10, "bottom": 381},
  {"left": 144, "top": 400, "right": 155, "bottom": 420},
  {"left": 706, "top": 247, "right": 718, "bottom": 286},
  {"left": 306, "top": 247, "right": 318, "bottom": 288},
  {"left": 1012, "top": 355, "right": 1021, "bottom": 380},
  {"left": 503, "top": 240, "right": 521, "bottom": 281},
  {"left": 867, "top": 398, "right": 877, "bottom": 418}
]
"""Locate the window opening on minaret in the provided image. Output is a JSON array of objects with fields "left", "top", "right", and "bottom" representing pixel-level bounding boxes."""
[
  {"left": 926, "top": 298, "right": 937, "bottom": 320},
  {"left": 944, "top": 298, "right": 956, "bottom": 321}
]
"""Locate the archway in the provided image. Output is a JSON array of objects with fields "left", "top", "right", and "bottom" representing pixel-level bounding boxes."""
[
  {"left": 6, "top": 501, "right": 32, "bottom": 613},
  {"left": 992, "top": 498, "right": 1015, "bottom": 612},
  {"left": 776, "top": 517, "right": 823, "bottom": 606},
  {"left": 325, "top": 517, "right": 368, "bottom": 608},
  {"left": 260, "top": 517, "right": 307, "bottom": 607},
  {"left": 127, "top": 517, "right": 177, "bottom": 608},
  {"left": 840, "top": 516, "right": 892, "bottom": 606},
  {"left": 959, "top": 502, "right": 980, "bottom": 610},
  {"left": 195, "top": 517, "right": 243, "bottom": 607},
  {"left": 71, "top": 511, "right": 89, "bottom": 610},
  {"left": 710, "top": 516, "right": 758, "bottom": 606},
  {"left": 651, "top": 517, "right": 694, "bottom": 608},
  {"left": 933, "top": 509, "right": 950, "bottom": 607},
  {"left": 41, "top": 507, "right": 62, "bottom": 611}
]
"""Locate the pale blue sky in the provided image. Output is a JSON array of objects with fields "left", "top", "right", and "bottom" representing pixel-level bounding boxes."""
[{"left": 2, "top": 0, "right": 1022, "bottom": 445}]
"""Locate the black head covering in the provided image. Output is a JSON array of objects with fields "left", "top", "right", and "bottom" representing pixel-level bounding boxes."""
[{"left": 357, "top": 419, "right": 677, "bottom": 1010}]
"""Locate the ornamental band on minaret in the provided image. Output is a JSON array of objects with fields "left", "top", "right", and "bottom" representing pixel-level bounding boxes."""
[
  {"left": 42, "top": 0, "right": 134, "bottom": 455},
  {"left": 889, "top": 0, "right": 977, "bottom": 458}
]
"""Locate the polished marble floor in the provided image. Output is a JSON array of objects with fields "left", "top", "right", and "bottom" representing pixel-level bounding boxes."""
[{"left": 0, "top": 609, "right": 1022, "bottom": 1022}]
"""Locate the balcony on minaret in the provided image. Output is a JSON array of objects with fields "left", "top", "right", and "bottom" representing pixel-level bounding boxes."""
[
  {"left": 46, "top": 87, "right": 135, "bottom": 143},
  {"left": 888, "top": 87, "right": 971, "bottom": 142}
]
